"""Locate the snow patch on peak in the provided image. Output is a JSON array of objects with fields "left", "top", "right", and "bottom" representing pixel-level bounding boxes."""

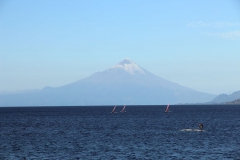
[
  {"left": 118, "top": 58, "right": 133, "bottom": 65},
  {"left": 112, "top": 59, "right": 146, "bottom": 75}
]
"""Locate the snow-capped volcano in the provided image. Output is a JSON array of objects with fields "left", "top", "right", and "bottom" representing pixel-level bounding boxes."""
[
  {"left": 112, "top": 58, "right": 145, "bottom": 75},
  {"left": 0, "top": 58, "right": 216, "bottom": 106}
]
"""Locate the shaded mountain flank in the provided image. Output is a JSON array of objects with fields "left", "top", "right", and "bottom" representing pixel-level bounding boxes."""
[
  {"left": 211, "top": 91, "right": 240, "bottom": 104},
  {"left": 0, "top": 59, "right": 215, "bottom": 106},
  {"left": 227, "top": 99, "right": 240, "bottom": 104}
]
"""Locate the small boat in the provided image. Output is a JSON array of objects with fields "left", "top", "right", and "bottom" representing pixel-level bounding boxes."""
[
  {"left": 111, "top": 106, "right": 117, "bottom": 113},
  {"left": 198, "top": 123, "right": 203, "bottom": 130},
  {"left": 165, "top": 104, "right": 170, "bottom": 112},
  {"left": 120, "top": 105, "right": 126, "bottom": 112}
]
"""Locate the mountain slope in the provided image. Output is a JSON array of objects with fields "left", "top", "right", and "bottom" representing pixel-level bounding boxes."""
[
  {"left": 227, "top": 98, "right": 240, "bottom": 104},
  {"left": 0, "top": 59, "right": 215, "bottom": 106},
  {"left": 211, "top": 91, "right": 240, "bottom": 103}
]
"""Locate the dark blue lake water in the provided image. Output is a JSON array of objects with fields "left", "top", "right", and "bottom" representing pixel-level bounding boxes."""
[{"left": 0, "top": 105, "right": 240, "bottom": 159}]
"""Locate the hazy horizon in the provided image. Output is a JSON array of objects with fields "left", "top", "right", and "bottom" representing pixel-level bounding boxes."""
[{"left": 1, "top": 0, "right": 240, "bottom": 95}]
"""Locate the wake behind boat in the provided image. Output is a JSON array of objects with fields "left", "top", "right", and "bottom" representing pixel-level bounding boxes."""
[
  {"left": 180, "top": 123, "right": 205, "bottom": 132},
  {"left": 180, "top": 128, "right": 204, "bottom": 132}
]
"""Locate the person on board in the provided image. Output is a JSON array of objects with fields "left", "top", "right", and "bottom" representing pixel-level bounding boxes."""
[{"left": 198, "top": 123, "right": 203, "bottom": 130}]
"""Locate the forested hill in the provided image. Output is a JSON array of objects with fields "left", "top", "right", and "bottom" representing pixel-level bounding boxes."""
[{"left": 227, "top": 99, "right": 240, "bottom": 104}]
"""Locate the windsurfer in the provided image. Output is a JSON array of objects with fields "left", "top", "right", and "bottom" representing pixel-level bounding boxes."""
[{"left": 198, "top": 123, "right": 203, "bottom": 130}]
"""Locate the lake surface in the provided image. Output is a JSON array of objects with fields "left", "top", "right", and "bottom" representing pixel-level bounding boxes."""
[{"left": 0, "top": 105, "right": 240, "bottom": 159}]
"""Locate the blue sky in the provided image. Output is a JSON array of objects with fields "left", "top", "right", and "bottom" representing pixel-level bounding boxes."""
[{"left": 0, "top": 0, "right": 240, "bottom": 95}]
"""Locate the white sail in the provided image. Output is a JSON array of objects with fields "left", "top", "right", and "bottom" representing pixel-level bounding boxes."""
[
  {"left": 165, "top": 104, "right": 170, "bottom": 112},
  {"left": 120, "top": 105, "right": 126, "bottom": 112},
  {"left": 111, "top": 106, "right": 116, "bottom": 113}
]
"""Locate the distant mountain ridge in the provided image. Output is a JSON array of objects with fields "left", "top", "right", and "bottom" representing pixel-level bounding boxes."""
[
  {"left": 211, "top": 91, "right": 240, "bottom": 103},
  {"left": 0, "top": 59, "right": 215, "bottom": 106}
]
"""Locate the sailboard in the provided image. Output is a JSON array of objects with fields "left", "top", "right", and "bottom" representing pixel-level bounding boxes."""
[
  {"left": 165, "top": 104, "right": 170, "bottom": 112},
  {"left": 111, "top": 106, "right": 117, "bottom": 113},
  {"left": 120, "top": 105, "right": 126, "bottom": 112}
]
